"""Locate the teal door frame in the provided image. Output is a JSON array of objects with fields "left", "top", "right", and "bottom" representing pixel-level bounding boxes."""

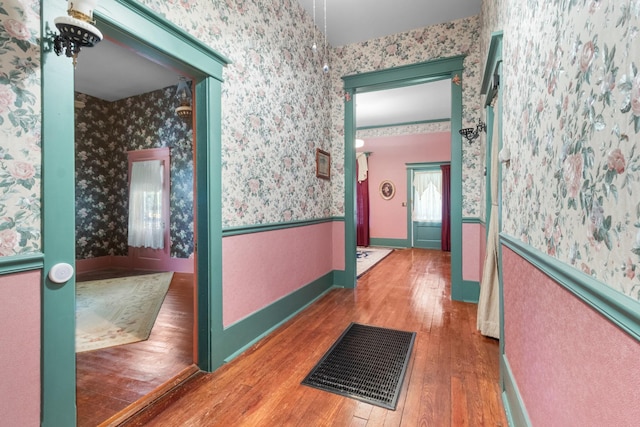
[
  {"left": 343, "top": 57, "right": 465, "bottom": 296},
  {"left": 406, "top": 163, "right": 449, "bottom": 249},
  {"left": 41, "top": 1, "right": 228, "bottom": 425}
]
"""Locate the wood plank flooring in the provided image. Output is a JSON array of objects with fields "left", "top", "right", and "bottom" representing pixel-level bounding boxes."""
[
  {"left": 75, "top": 271, "right": 194, "bottom": 427},
  {"left": 127, "top": 248, "right": 507, "bottom": 426}
]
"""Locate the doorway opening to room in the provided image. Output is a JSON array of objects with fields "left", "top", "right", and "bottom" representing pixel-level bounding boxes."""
[
  {"left": 353, "top": 79, "right": 453, "bottom": 278},
  {"left": 73, "top": 37, "right": 197, "bottom": 426},
  {"left": 343, "top": 56, "right": 465, "bottom": 298}
]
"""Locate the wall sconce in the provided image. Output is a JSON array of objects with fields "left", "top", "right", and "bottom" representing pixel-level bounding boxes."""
[
  {"left": 458, "top": 119, "right": 487, "bottom": 144},
  {"left": 175, "top": 77, "right": 192, "bottom": 120},
  {"left": 355, "top": 139, "right": 364, "bottom": 148},
  {"left": 53, "top": 0, "right": 103, "bottom": 67}
]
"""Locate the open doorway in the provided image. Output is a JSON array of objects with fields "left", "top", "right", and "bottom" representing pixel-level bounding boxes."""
[
  {"left": 73, "top": 38, "right": 196, "bottom": 426},
  {"left": 354, "top": 80, "right": 452, "bottom": 254}
]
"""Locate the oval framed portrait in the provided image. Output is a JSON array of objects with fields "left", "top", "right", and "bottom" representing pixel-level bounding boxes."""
[{"left": 379, "top": 180, "right": 395, "bottom": 200}]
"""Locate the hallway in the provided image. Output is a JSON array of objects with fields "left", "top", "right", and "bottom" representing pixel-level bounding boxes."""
[{"left": 129, "top": 248, "right": 506, "bottom": 426}]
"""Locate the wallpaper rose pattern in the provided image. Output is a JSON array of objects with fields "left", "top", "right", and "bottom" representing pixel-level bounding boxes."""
[
  {"left": 482, "top": 0, "right": 640, "bottom": 300},
  {"left": 75, "top": 87, "right": 194, "bottom": 259},
  {"left": 0, "top": 1, "right": 41, "bottom": 256}
]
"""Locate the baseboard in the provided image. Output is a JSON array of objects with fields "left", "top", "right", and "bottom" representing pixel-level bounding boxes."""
[
  {"left": 220, "top": 270, "right": 339, "bottom": 363},
  {"left": 76, "top": 255, "right": 194, "bottom": 274},
  {"left": 461, "top": 280, "right": 480, "bottom": 303},
  {"left": 501, "top": 354, "right": 532, "bottom": 427},
  {"left": 369, "top": 238, "right": 409, "bottom": 248}
]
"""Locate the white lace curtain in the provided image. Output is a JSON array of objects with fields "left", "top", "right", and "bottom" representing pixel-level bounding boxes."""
[
  {"left": 413, "top": 170, "right": 442, "bottom": 222},
  {"left": 128, "top": 160, "right": 164, "bottom": 249}
]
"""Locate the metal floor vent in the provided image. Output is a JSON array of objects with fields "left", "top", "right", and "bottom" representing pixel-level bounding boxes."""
[{"left": 301, "top": 323, "right": 416, "bottom": 410}]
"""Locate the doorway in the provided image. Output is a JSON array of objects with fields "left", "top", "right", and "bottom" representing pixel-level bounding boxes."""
[
  {"left": 41, "top": 1, "right": 228, "bottom": 425},
  {"left": 343, "top": 56, "right": 465, "bottom": 296}
]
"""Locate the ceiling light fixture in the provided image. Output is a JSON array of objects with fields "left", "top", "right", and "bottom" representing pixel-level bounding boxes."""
[
  {"left": 175, "top": 76, "right": 192, "bottom": 120},
  {"left": 53, "top": 0, "right": 103, "bottom": 67},
  {"left": 311, "top": 0, "right": 317, "bottom": 53},
  {"left": 459, "top": 120, "right": 486, "bottom": 143}
]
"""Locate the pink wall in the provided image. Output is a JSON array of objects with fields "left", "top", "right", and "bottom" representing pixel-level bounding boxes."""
[
  {"left": 222, "top": 222, "right": 336, "bottom": 326},
  {"left": 502, "top": 247, "right": 640, "bottom": 426},
  {"left": 332, "top": 221, "right": 345, "bottom": 270},
  {"left": 0, "top": 271, "right": 41, "bottom": 426},
  {"left": 359, "top": 132, "right": 450, "bottom": 241},
  {"left": 462, "top": 223, "right": 481, "bottom": 282}
]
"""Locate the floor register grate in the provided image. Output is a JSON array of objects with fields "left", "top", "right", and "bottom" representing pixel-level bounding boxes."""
[{"left": 301, "top": 323, "right": 416, "bottom": 410}]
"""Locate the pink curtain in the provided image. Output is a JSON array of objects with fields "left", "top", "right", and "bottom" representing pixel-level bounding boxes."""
[
  {"left": 440, "top": 164, "right": 451, "bottom": 252},
  {"left": 356, "top": 160, "right": 370, "bottom": 247}
]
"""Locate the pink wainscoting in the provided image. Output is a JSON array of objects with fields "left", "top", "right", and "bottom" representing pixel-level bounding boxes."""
[
  {"left": 222, "top": 222, "right": 335, "bottom": 327},
  {"left": 502, "top": 247, "right": 640, "bottom": 426},
  {"left": 332, "top": 220, "right": 345, "bottom": 271},
  {"left": 479, "top": 223, "right": 486, "bottom": 280},
  {"left": 462, "top": 222, "right": 481, "bottom": 282},
  {"left": 0, "top": 271, "right": 41, "bottom": 426},
  {"left": 359, "top": 132, "right": 451, "bottom": 241}
]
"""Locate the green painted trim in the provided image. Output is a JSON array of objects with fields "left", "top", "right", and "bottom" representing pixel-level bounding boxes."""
[
  {"left": 219, "top": 271, "right": 338, "bottom": 363},
  {"left": 222, "top": 217, "right": 342, "bottom": 237},
  {"left": 481, "top": 31, "right": 503, "bottom": 105},
  {"left": 0, "top": 253, "right": 44, "bottom": 275},
  {"left": 42, "top": 1, "right": 78, "bottom": 424},
  {"left": 343, "top": 57, "right": 465, "bottom": 300},
  {"left": 95, "top": 1, "right": 230, "bottom": 75},
  {"left": 500, "top": 233, "right": 640, "bottom": 342},
  {"left": 194, "top": 76, "right": 224, "bottom": 372},
  {"left": 462, "top": 217, "right": 482, "bottom": 224},
  {"left": 343, "top": 56, "right": 466, "bottom": 91},
  {"left": 501, "top": 355, "right": 532, "bottom": 427},
  {"left": 357, "top": 117, "right": 450, "bottom": 131},
  {"left": 369, "top": 238, "right": 409, "bottom": 248},
  {"left": 461, "top": 280, "right": 480, "bottom": 303},
  {"left": 344, "top": 88, "right": 358, "bottom": 289},
  {"left": 406, "top": 161, "right": 449, "bottom": 168}
]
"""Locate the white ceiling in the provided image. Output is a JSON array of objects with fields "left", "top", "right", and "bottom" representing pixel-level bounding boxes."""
[
  {"left": 298, "top": 0, "right": 481, "bottom": 47},
  {"left": 75, "top": 0, "right": 479, "bottom": 126}
]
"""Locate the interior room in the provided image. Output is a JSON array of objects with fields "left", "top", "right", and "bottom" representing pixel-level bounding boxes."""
[{"left": 1, "top": 0, "right": 639, "bottom": 426}]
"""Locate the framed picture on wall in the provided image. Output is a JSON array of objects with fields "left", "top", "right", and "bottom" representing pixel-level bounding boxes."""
[
  {"left": 316, "top": 149, "right": 330, "bottom": 180},
  {"left": 379, "top": 180, "right": 395, "bottom": 200}
]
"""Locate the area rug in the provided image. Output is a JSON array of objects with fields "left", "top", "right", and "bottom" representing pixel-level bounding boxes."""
[
  {"left": 357, "top": 247, "right": 393, "bottom": 277},
  {"left": 301, "top": 323, "right": 416, "bottom": 410},
  {"left": 76, "top": 272, "right": 173, "bottom": 352}
]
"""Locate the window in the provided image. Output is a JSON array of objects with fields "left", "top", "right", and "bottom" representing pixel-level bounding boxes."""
[
  {"left": 413, "top": 169, "right": 442, "bottom": 222},
  {"left": 128, "top": 160, "right": 165, "bottom": 249}
]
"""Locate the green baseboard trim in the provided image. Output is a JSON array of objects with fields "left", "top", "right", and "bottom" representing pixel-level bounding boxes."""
[
  {"left": 333, "top": 269, "right": 346, "bottom": 287},
  {"left": 222, "top": 217, "right": 344, "bottom": 237},
  {"left": 369, "top": 238, "right": 409, "bottom": 248},
  {"left": 501, "top": 354, "right": 532, "bottom": 427},
  {"left": 500, "top": 233, "right": 640, "bottom": 342},
  {"left": 221, "top": 270, "right": 339, "bottom": 363},
  {"left": 0, "top": 253, "right": 44, "bottom": 275},
  {"left": 461, "top": 280, "right": 480, "bottom": 303}
]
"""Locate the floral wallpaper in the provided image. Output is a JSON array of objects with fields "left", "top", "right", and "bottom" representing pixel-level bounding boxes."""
[
  {"left": 328, "top": 16, "right": 485, "bottom": 218},
  {"left": 140, "top": 0, "right": 333, "bottom": 228},
  {"left": 482, "top": 0, "right": 640, "bottom": 300},
  {"left": 75, "top": 87, "right": 194, "bottom": 259},
  {"left": 0, "top": 0, "right": 41, "bottom": 256}
]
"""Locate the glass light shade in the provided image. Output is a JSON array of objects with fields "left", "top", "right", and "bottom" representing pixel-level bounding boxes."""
[
  {"left": 355, "top": 139, "right": 365, "bottom": 148},
  {"left": 175, "top": 77, "right": 192, "bottom": 118}
]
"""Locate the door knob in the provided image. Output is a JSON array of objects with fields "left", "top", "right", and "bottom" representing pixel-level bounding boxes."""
[{"left": 48, "top": 263, "right": 74, "bottom": 284}]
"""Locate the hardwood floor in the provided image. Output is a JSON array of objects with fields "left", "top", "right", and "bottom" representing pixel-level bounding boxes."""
[
  {"left": 75, "top": 271, "right": 194, "bottom": 427},
  {"left": 126, "top": 249, "right": 507, "bottom": 426}
]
